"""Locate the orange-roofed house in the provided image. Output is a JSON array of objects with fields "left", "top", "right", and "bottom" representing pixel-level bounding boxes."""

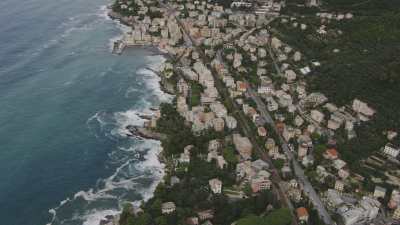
[
  {"left": 296, "top": 207, "right": 309, "bottom": 222},
  {"left": 324, "top": 148, "right": 339, "bottom": 160},
  {"left": 236, "top": 81, "right": 248, "bottom": 92}
]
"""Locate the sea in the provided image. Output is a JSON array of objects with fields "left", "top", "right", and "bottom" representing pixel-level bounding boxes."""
[{"left": 0, "top": 0, "right": 171, "bottom": 225}]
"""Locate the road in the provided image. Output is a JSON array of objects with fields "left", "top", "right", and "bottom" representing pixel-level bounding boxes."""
[
  {"left": 167, "top": 8, "right": 300, "bottom": 225},
  {"left": 247, "top": 88, "right": 333, "bottom": 225},
  {"left": 247, "top": 39, "right": 334, "bottom": 225},
  {"left": 210, "top": 14, "right": 333, "bottom": 225}
]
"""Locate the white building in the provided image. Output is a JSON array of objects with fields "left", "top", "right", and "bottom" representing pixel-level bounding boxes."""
[
  {"left": 383, "top": 144, "right": 399, "bottom": 158},
  {"left": 162, "top": 202, "right": 176, "bottom": 214},
  {"left": 210, "top": 102, "right": 228, "bottom": 118},
  {"left": 225, "top": 116, "right": 237, "bottom": 129},
  {"left": 209, "top": 178, "right": 222, "bottom": 194},
  {"left": 335, "top": 180, "right": 344, "bottom": 192},
  {"left": 373, "top": 186, "right": 386, "bottom": 199},
  {"left": 311, "top": 110, "right": 324, "bottom": 123}
]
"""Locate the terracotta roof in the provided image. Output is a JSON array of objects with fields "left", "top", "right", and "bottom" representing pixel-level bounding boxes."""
[
  {"left": 237, "top": 81, "right": 248, "bottom": 91},
  {"left": 296, "top": 207, "right": 309, "bottom": 218},
  {"left": 325, "top": 148, "right": 338, "bottom": 158}
]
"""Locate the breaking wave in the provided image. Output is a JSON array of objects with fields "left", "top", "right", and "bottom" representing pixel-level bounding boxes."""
[{"left": 46, "top": 52, "right": 172, "bottom": 225}]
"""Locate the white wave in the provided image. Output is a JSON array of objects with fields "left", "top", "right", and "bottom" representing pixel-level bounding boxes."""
[
  {"left": 46, "top": 209, "right": 56, "bottom": 225},
  {"left": 46, "top": 17, "right": 174, "bottom": 225},
  {"left": 97, "top": 5, "right": 112, "bottom": 21},
  {"left": 136, "top": 55, "right": 174, "bottom": 103},
  {"left": 124, "top": 86, "right": 140, "bottom": 98},
  {"left": 46, "top": 197, "right": 72, "bottom": 225},
  {"left": 82, "top": 209, "right": 120, "bottom": 225},
  {"left": 87, "top": 111, "right": 109, "bottom": 129},
  {"left": 135, "top": 142, "right": 165, "bottom": 202},
  {"left": 111, "top": 109, "right": 148, "bottom": 137}
]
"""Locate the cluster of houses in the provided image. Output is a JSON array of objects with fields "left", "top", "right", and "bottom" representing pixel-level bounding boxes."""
[
  {"left": 322, "top": 185, "right": 400, "bottom": 225},
  {"left": 113, "top": 0, "right": 400, "bottom": 224}
]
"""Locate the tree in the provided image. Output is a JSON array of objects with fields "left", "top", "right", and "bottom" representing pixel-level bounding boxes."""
[
  {"left": 155, "top": 216, "right": 167, "bottom": 225},
  {"left": 119, "top": 203, "right": 133, "bottom": 225},
  {"left": 134, "top": 213, "right": 151, "bottom": 225},
  {"left": 223, "top": 146, "right": 238, "bottom": 165}
]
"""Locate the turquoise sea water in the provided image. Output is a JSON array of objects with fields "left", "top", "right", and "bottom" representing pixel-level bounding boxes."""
[{"left": 0, "top": 0, "right": 169, "bottom": 224}]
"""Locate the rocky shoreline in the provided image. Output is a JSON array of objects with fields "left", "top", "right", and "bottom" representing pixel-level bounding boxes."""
[{"left": 98, "top": 6, "right": 176, "bottom": 225}]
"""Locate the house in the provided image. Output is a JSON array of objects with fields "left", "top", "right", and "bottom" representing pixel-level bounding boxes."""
[
  {"left": 289, "top": 179, "right": 298, "bottom": 188},
  {"left": 333, "top": 159, "right": 347, "bottom": 170},
  {"left": 186, "top": 217, "right": 199, "bottom": 225},
  {"left": 251, "top": 174, "right": 271, "bottom": 193},
  {"left": 352, "top": 99, "right": 375, "bottom": 118},
  {"left": 393, "top": 207, "right": 400, "bottom": 220},
  {"left": 388, "top": 190, "right": 400, "bottom": 209},
  {"left": 324, "top": 148, "right": 339, "bottom": 160},
  {"left": 360, "top": 196, "right": 380, "bottom": 220},
  {"left": 181, "top": 67, "right": 199, "bottom": 81},
  {"left": 326, "top": 189, "right": 344, "bottom": 208},
  {"left": 177, "top": 79, "right": 190, "bottom": 97},
  {"left": 335, "top": 180, "right": 344, "bottom": 192},
  {"left": 197, "top": 210, "right": 214, "bottom": 221},
  {"left": 233, "top": 134, "right": 253, "bottom": 160},
  {"left": 161, "top": 202, "right": 176, "bottom": 214},
  {"left": 265, "top": 138, "right": 275, "bottom": 151},
  {"left": 208, "top": 140, "right": 220, "bottom": 152},
  {"left": 258, "top": 127, "right": 267, "bottom": 136},
  {"left": 317, "top": 165, "right": 328, "bottom": 177},
  {"left": 338, "top": 169, "right": 350, "bottom": 179},
  {"left": 383, "top": 144, "right": 400, "bottom": 158},
  {"left": 298, "top": 143, "right": 308, "bottom": 158},
  {"left": 209, "top": 178, "right": 222, "bottom": 194},
  {"left": 310, "top": 110, "right": 324, "bottom": 123},
  {"left": 373, "top": 186, "right": 386, "bottom": 199},
  {"left": 210, "top": 102, "right": 228, "bottom": 118},
  {"left": 236, "top": 161, "right": 255, "bottom": 180},
  {"left": 294, "top": 115, "right": 304, "bottom": 127},
  {"left": 236, "top": 81, "right": 248, "bottom": 92},
  {"left": 266, "top": 97, "right": 278, "bottom": 111},
  {"left": 339, "top": 207, "right": 363, "bottom": 225},
  {"left": 213, "top": 118, "right": 225, "bottom": 132},
  {"left": 216, "top": 155, "right": 227, "bottom": 169},
  {"left": 293, "top": 51, "right": 302, "bottom": 61},
  {"left": 300, "top": 66, "right": 311, "bottom": 75},
  {"left": 327, "top": 119, "right": 341, "bottom": 130},
  {"left": 284, "top": 70, "right": 297, "bottom": 82},
  {"left": 296, "top": 207, "right": 309, "bottom": 222},
  {"left": 179, "top": 145, "right": 192, "bottom": 164},
  {"left": 258, "top": 85, "right": 273, "bottom": 95},
  {"left": 223, "top": 76, "right": 235, "bottom": 88},
  {"left": 288, "top": 188, "right": 302, "bottom": 203},
  {"left": 225, "top": 116, "right": 237, "bottom": 129},
  {"left": 305, "top": 0, "right": 320, "bottom": 7},
  {"left": 283, "top": 125, "right": 295, "bottom": 142},
  {"left": 387, "top": 130, "right": 398, "bottom": 140}
]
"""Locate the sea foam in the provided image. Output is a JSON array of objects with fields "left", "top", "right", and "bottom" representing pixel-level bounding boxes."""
[{"left": 47, "top": 53, "right": 171, "bottom": 225}]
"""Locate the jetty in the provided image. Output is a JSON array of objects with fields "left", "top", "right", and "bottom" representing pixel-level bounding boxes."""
[
  {"left": 126, "top": 125, "right": 167, "bottom": 140},
  {"left": 112, "top": 40, "right": 126, "bottom": 54}
]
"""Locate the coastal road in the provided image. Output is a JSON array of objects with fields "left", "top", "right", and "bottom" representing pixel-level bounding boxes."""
[
  {"left": 247, "top": 88, "right": 334, "bottom": 225},
  {"left": 171, "top": 11, "right": 300, "bottom": 225},
  {"left": 246, "top": 39, "right": 334, "bottom": 225}
]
